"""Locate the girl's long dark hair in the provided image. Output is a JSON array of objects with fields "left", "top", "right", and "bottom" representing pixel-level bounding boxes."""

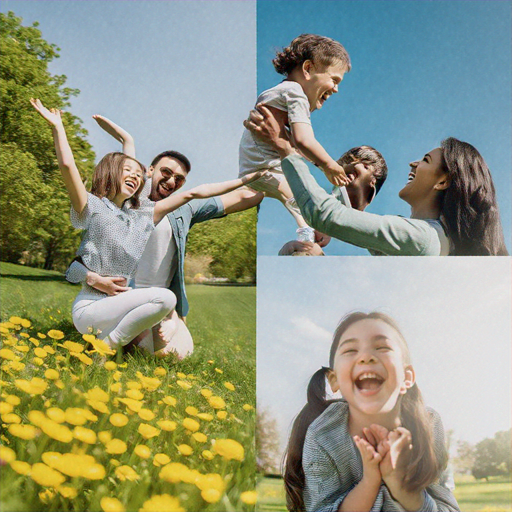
[
  {"left": 283, "top": 312, "right": 448, "bottom": 512},
  {"left": 440, "top": 138, "right": 508, "bottom": 255}
]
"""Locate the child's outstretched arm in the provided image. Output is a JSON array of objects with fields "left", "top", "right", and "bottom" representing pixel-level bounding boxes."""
[
  {"left": 92, "top": 115, "right": 136, "bottom": 158},
  {"left": 337, "top": 436, "right": 382, "bottom": 512},
  {"left": 289, "top": 121, "right": 350, "bottom": 188},
  {"left": 30, "top": 99, "right": 87, "bottom": 214},
  {"left": 153, "top": 170, "right": 267, "bottom": 224}
]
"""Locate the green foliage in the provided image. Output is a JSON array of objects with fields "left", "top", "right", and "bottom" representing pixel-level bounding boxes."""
[
  {"left": 186, "top": 209, "right": 257, "bottom": 282},
  {"left": 472, "top": 430, "right": 512, "bottom": 481},
  {"left": 0, "top": 11, "right": 95, "bottom": 270}
]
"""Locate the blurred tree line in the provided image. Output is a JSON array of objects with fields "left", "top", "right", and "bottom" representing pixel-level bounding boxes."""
[
  {"left": 1, "top": 11, "right": 256, "bottom": 281},
  {"left": 452, "top": 429, "right": 511, "bottom": 481}
]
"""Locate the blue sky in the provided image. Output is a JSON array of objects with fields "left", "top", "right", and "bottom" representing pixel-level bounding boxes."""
[
  {"left": 2, "top": 0, "right": 256, "bottom": 189},
  {"left": 256, "top": 1, "right": 512, "bottom": 255},
  {"left": 257, "top": 257, "right": 511, "bottom": 455}
]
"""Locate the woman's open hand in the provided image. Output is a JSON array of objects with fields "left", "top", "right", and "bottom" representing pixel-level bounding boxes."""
[{"left": 30, "top": 98, "right": 63, "bottom": 127}]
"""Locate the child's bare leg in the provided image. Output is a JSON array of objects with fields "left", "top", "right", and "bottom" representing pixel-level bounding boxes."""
[
  {"left": 265, "top": 179, "right": 308, "bottom": 228},
  {"left": 154, "top": 310, "right": 194, "bottom": 360}
]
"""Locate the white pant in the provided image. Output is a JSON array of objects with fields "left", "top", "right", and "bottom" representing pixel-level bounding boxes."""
[{"left": 72, "top": 288, "right": 176, "bottom": 347}]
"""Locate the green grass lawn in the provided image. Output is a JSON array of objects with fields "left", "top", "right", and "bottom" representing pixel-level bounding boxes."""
[
  {"left": 0, "top": 262, "right": 256, "bottom": 511},
  {"left": 256, "top": 475, "right": 512, "bottom": 512}
]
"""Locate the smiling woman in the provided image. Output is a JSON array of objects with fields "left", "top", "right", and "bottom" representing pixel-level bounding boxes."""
[{"left": 245, "top": 104, "right": 508, "bottom": 256}]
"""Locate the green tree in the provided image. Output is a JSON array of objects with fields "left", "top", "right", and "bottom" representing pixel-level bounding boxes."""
[
  {"left": 472, "top": 437, "right": 507, "bottom": 481},
  {"left": 0, "top": 11, "right": 95, "bottom": 270},
  {"left": 186, "top": 208, "right": 257, "bottom": 282}
]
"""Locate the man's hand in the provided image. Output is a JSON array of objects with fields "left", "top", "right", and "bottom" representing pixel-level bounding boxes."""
[
  {"left": 278, "top": 240, "right": 324, "bottom": 256},
  {"left": 243, "top": 104, "right": 295, "bottom": 158},
  {"left": 86, "top": 272, "right": 130, "bottom": 296}
]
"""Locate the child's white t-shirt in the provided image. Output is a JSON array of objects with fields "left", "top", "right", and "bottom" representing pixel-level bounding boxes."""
[{"left": 239, "top": 81, "right": 311, "bottom": 177}]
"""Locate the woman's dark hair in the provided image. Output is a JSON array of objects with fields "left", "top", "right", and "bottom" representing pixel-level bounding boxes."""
[
  {"left": 440, "top": 137, "right": 508, "bottom": 255},
  {"left": 91, "top": 152, "right": 146, "bottom": 209},
  {"left": 283, "top": 312, "right": 448, "bottom": 512},
  {"left": 273, "top": 34, "right": 351, "bottom": 76}
]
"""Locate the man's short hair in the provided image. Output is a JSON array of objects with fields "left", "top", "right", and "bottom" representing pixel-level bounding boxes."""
[
  {"left": 150, "top": 150, "right": 191, "bottom": 174},
  {"left": 338, "top": 145, "right": 387, "bottom": 196}
]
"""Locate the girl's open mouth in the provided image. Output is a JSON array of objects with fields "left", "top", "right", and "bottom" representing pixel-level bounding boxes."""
[{"left": 354, "top": 372, "right": 384, "bottom": 393}]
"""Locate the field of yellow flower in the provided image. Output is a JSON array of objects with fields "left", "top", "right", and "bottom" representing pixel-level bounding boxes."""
[{"left": 0, "top": 303, "right": 256, "bottom": 512}]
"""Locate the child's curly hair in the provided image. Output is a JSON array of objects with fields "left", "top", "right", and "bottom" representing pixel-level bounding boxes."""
[{"left": 273, "top": 34, "right": 351, "bottom": 76}]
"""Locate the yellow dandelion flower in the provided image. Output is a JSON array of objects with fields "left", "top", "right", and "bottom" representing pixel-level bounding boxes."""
[
  {"left": 105, "top": 439, "right": 127, "bottom": 454},
  {"left": 240, "top": 491, "right": 257, "bottom": 505},
  {"left": 98, "top": 431, "right": 112, "bottom": 444},
  {"left": 57, "top": 486, "right": 78, "bottom": 498},
  {"left": 31, "top": 463, "right": 66, "bottom": 487},
  {"left": 197, "top": 413, "right": 214, "bottom": 421},
  {"left": 83, "top": 409, "right": 98, "bottom": 422},
  {"left": 0, "top": 445, "right": 16, "bottom": 463},
  {"left": 196, "top": 473, "right": 226, "bottom": 493},
  {"left": 153, "top": 453, "right": 171, "bottom": 466},
  {"left": 192, "top": 432, "right": 207, "bottom": 443},
  {"left": 0, "top": 403, "right": 13, "bottom": 415},
  {"left": 213, "top": 438, "right": 244, "bottom": 461},
  {"left": 126, "top": 389, "right": 144, "bottom": 400},
  {"left": 42, "top": 345, "right": 55, "bottom": 354},
  {"left": 33, "top": 357, "right": 44, "bottom": 366},
  {"left": 101, "top": 497, "right": 126, "bottom": 512},
  {"left": 215, "top": 368, "right": 223, "bottom": 374},
  {"left": 127, "top": 381, "right": 142, "bottom": 390},
  {"left": 37, "top": 332, "right": 47, "bottom": 339},
  {"left": 217, "top": 411, "right": 227, "bottom": 420},
  {"left": 41, "top": 452, "right": 62, "bottom": 470},
  {"left": 9, "top": 424, "right": 37, "bottom": 440},
  {"left": 20, "top": 318, "right": 31, "bottom": 328},
  {"left": 16, "top": 344, "right": 30, "bottom": 353},
  {"left": 64, "top": 408, "right": 88, "bottom": 426},
  {"left": 27, "top": 410, "right": 46, "bottom": 426},
  {"left": 15, "top": 377, "right": 48, "bottom": 395},
  {"left": 162, "top": 396, "right": 177, "bottom": 406},
  {"left": 176, "top": 372, "right": 187, "bottom": 379},
  {"left": 182, "top": 417, "right": 200, "bottom": 432},
  {"left": 109, "top": 413, "right": 129, "bottom": 427},
  {"left": 0, "top": 349, "right": 17, "bottom": 360},
  {"left": 156, "top": 420, "right": 177, "bottom": 431},
  {"left": 82, "top": 463, "right": 106, "bottom": 480},
  {"left": 200, "top": 388, "right": 213, "bottom": 398},
  {"left": 38, "top": 488, "right": 56, "bottom": 503},
  {"left": 208, "top": 396, "right": 226, "bottom": 409},
  {"left": 73, "top": 426, "right": 97, "bottom": 444},
  {"left": 134, "top": 444, "right": 151, "bottom": 459},
  {"left": 201, "top": 488, "right": 221, "bottom": 503},
  {"left": 55, "top": 355, "right": 65, "bottom": 362},
  {"left": 154, "top": 367, "right": 167, "bottom": 377},
  {"left": 118, "top": 398, "right": 143, "bottom": 412},
  {"left": 47, "top": 330, "right": 64, "bottom": 340},
  {"left": 242, "top": 404, "right": 254, "bottom": 411},
  {"left": 85, "top": 387, "right": 110, "bottom": 403},
  {"left": 72, "top": 352, "right": 93, "bottom": 365},
  {"left": 224, "top": 382, "right": 235, "bottom": 391},
  {"left": 28, "top": 337, "right": 40, "bottom": 346},
  {"left": 139, "top": 494, "right": 184, "bottom": 512},
  {"left": 138, "top": 423, "right": 160, "bottom": 439},
  {"left": 138, "top": 408, "right": 155, "bottom": 421},
  {"left": 44, "top": 369, "right": 59, "bottom": 380},
  {"left": 85, "top": 335, "right": 116, "bottom": 356},
  {"left": 40, "top": 420, "right": 73, "bottom": 443},
  {"left": 159, "top": 462, "right": 193, "bottom": 483},
  {"left": 2, "top": 413, "right": 21, "bottom": 424},
  {"left": 176, "top": 380, "right": 192, "bottom": 390},
  {"left": 138, "top": 376, "right": 161, "bottom": 391},
  {"left": 8, "top": 361, "right": 25, "bottom": 372},
  {"left": 185, "top": 406, "right": 198, "bottom": 416},
  {"left": 207, "top": 360, "right": 214, "bottom": 366},
  {"left": 9, "top": 316, "right": 23, "bottom": 325},
  {"left": 178, "top": 444, "right": 193, "bottom": 456},
  {"left": 104, "top": 361, "right": 117, "bottom": 371},
  {"left": 10, "top": 460, "right": 31, "bottom": 475},
  {"left": 60, "top": 340, "right": 83, "bottom": 352},
  {"left": 202, "top": 450, "right": 214, "bottom": 460},
  {"left": 110, "top": 382, "right": 122, "bottom": 393},
  {"left": 110, "top": 459, "right": 120, "bottom": 467},
  {"left": 115, "top": 464, "right": 139, "bottom": 481},
  {"left": 113, "top": 371, "right": 122, "bottom": 382},
  {"left": 54, "top": 379, "right": 65, "bottom": 389},
  {"left": 19, "top": 332, "right": 30, "bottom": 338},
  {"left": 5, "top": 395, "right": 21, "bottom": 406},
  {"left": 34, "top": 347, "right": 48, "bottom": 358},
  {"left": 87, "top": 399, "right": 110, "bottom": 414}
]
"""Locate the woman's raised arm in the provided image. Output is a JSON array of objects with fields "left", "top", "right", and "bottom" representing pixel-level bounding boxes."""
[
  {"left": 92, "top": 114, "right": 136, "bottom": 158},
  {"left": 30, "top": 99, "right": 88, "bottom": 214},
  {"left": 153, "top": 170, "right": 267, "bottom": 225}
]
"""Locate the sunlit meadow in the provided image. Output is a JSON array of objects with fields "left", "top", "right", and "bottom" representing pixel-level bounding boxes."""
[{"left": 0, "top": 263, "right": 257, "bottom": 512}]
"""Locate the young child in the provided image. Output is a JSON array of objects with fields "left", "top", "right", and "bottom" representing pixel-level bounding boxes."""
[
  {"left": 284, "top": 312, "right": 460, "bottom": 512},
  {"left": 239, "top": 33, "right": 352, "bottom": 239},
  {"left": 31, "top": 98, "right": 263, "bottom": 348}
]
